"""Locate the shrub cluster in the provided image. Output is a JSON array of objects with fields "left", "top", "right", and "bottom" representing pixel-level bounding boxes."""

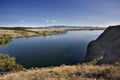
[
  {"left": 0, "top": 54, "right": 23, "bottom": 72},
  {"left": 0, "top": 34, "right": 12, "bottom": 46}
]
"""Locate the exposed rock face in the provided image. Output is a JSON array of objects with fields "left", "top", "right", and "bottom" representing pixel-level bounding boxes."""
[{"left": 85, "top": 25, "right": 120, "bottom": 64}]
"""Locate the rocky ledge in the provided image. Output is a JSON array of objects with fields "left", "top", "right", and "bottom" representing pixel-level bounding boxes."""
[{"left": 84, "top": 25, "right": 120, "bottom": 64}]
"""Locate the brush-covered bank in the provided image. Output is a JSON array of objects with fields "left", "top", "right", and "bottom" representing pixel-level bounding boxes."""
[
  {"left": 0, "top": 27, "right": 105, "bottom": 38},
  {"left": 0, "top": 28, "right": 68, "bottom": 38},
  {"left": 0, "top": 53, "right": 119, "bottom": 80},
  {"left": 0, "top": 62, "right": 120, "bottom": 80},
  {"left": 0, "top": 54, "right": 23, "bottom": 72}
]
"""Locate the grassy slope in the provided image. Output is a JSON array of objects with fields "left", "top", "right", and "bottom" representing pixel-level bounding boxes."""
[{"left": 0, "top": 64, "right": 120, "bottom": 80}]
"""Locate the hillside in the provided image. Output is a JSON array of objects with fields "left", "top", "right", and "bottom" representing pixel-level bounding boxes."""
[
  {"left": 85, "top": 25, "right": 120, "bottom": 64},
  {"left": 0, "top": 64, "right": 120, "bottom": 80}
]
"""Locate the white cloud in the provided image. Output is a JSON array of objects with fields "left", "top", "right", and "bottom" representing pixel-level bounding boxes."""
[
  {"left": 45, "top": 20, "right": 49, "bottom": 23},
  {"left": 51, "top": 20, "right": 57, "bottom": 23},
  {"left": 19, "top": 20, "right": 24, "bottom": 22},
  {"left": 45, "top": 19, "right": 57, "bottom": 23}
]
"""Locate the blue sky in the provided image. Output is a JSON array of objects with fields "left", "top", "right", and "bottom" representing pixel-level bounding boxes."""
[{"left": 0, "top": 0, "right": 120, "bottom": 27}]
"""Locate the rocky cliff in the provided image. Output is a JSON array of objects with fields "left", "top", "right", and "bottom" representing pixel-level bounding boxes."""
[{"left": 84, "top": 25, "right": 120, "bottom": 64}]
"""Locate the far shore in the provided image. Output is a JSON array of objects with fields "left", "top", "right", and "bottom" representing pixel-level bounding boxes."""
[
  {"left": 0, "top": 27, "right": 105, "bottom": 38},
  {"left": 0, "top": 27, "right": 105, "bottom": 46}
]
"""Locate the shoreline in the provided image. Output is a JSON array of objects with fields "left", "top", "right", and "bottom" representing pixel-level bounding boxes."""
[
  {"left": 0, "top": 27, "right": 105, "bottom": 38},
  {"left": 0, "top": 28, "right": 105, "bottom": 46}
]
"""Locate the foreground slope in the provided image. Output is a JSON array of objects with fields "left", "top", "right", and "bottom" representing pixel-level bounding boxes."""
[{"left": 0, "top": 64, "right": 120, "bottom": 80}]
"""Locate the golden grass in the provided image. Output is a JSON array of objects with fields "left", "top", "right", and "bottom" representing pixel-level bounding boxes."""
[
  {"left": 0, "top": 64, "right": 120, "bottom": 80},
  {"left": 0, "top": 27, "right": 105, "bottom": 38},
  {"left": 0, "top": 28, "right": 68, "bottom": 38}
]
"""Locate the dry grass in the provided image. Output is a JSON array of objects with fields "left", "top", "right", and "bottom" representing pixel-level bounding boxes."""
[
  {"left": 0, "top": 64, "right": 120, "bottom": 80},
  {"left": 0, "top": 28, "right": 68, "bottom": 38},
  {"left": 0, "top": 27, "right": 105, "bottom": 38}
]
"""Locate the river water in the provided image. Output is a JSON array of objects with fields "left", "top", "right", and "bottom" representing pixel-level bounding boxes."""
[{"left": 0, "top": 30, "right": 103, "bottom": 68}]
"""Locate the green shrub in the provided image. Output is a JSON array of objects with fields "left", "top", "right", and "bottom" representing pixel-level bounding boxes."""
[
  {"left": 0, "top": 34, "right": 12, "bottom": 46},
  {"left": 0, "top": 54, "right": 23, "bottom": 72}
]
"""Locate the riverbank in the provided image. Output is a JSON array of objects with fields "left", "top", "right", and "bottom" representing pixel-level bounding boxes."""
[
  {"left": 0, "top": 28, "right": 68, "bottom": 38},
  {"left": 0, "top": 63, "right": 120, "bottom": 80},
  {"left": 0, "top": 27, "right": 105, "bottom": 38}
]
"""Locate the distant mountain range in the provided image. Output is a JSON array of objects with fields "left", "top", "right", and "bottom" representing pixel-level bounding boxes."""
[
  {"left": 0, "top": 25, "right": 105, "bottom": 29},
  {"left": 45, "top": 25, "right": 104, "bottom": 28}
]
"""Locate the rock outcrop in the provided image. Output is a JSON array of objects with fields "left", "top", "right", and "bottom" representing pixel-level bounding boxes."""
[{"left": 84, "top": 25, "right": 120, "bottom": 64}]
